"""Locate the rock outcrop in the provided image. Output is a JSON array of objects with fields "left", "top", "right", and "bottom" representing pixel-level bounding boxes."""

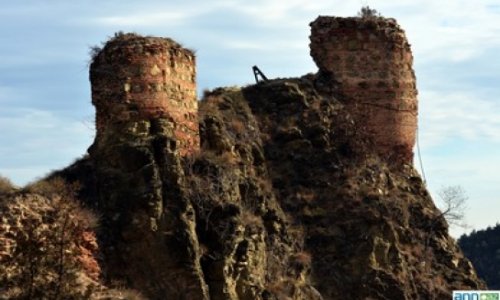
[
  {"left": 0, "top": 14, "right": 486, "bottom": 300},
  {"left": 241, "top": 78, "right": 483, "bottom": 298}
]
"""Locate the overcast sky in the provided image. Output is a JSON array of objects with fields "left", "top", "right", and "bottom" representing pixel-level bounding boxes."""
[{"left": 0, "top": 0, "right": 499, "bottom": 237}]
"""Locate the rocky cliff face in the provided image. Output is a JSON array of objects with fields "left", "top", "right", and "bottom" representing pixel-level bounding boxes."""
[
  {"left": 0, "top": 14, "right": 486, "bottom": 300},
  {"left": 240, "top": 78, "right": 484, "bottom": 298}
]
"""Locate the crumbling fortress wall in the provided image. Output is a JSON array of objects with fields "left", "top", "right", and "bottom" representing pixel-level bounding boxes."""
[
  {"left": 310, "top": 16, "right": 418, "bottom": 162},
  {"left": 90, "top": 34, "right": 199, "bottom": 156}
]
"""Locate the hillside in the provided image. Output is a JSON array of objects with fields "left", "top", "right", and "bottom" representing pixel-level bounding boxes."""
[
  {"left": 459, "top": 224, "right": 500, "bottom": 289},
  {"left": 0, "top": 13, "right": 486, "bottom": 300}
]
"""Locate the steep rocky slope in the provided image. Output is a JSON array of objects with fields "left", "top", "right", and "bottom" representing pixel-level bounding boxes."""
[
  {"left": 193, "top": 77, "right": 485, "bottom": 299},
  {"left": 0, "top": 14, "right": 487, "bottom": 300}
]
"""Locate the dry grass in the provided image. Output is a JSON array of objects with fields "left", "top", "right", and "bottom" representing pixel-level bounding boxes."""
[
  {"left": 201, "top": 149, "right": 239, "bottom": 167},
  {"left": 23, "top": 177, "right": 99, "bottom": 228},
  {"left": 295, "top": 189, "right": 315, "bottom": 203},
  {"left": 291, "top": 251, "right": 312, "bottom": 267},
  {"left": 256, "top": 177, "right": 273, "bottom": 192},
  {"left": 265, "top": 279, "right": 297, "bottom": 300},
  {"left": 230, "top": 119, "right": 246, "bottom": 134},
  {"left": 92, "top": 287, "right": 146, "bottom": 300},
  {"left": 240, "top": 210, "right": 264, "bottom": 228},
  {"left": 220, "top": 151, "right": 239, "bottom": 166}
]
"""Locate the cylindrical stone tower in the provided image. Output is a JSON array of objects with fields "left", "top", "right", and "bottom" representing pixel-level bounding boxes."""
[
  {"left": 310, "top": 16, "right": 418, "bottom": 162},
  {"left": 90, "top": 33, "right": 199, "bottom": 156}
]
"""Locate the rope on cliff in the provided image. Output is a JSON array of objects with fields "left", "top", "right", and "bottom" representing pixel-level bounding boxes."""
[{"left": 416, "top": 125, "right": 427, "bottom": 184}]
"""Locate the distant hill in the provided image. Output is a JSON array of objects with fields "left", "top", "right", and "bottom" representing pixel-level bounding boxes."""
[{"left": 459, "top": 224, "right": 500, "bottom": 288}]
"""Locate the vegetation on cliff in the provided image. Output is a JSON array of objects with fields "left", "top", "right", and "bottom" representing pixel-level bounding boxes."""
[{"left": 0, "top": 177, "right": 149, "bottom": 299}]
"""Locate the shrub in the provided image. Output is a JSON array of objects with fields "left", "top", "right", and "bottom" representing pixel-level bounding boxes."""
[
  {"left": 0, "top": 178, "right": 101, "bottom": 299},
  {"left": 357, "top": 6, "right": 382, "bottom": 19},
  {"left": 92, "top": 288, "right": 146, "bottom": 300},
  {"left": 240, "top": 210, "right": 264, "bottom": 229},
  {"left": 231, "top": 119, "right": 246, "bottom": 135},
  {"left": 23, "top": 176, "right": 81, "bottom": 199},
  {"left": 289, "top": 251, "right": 312, "bottom": 278},
  {"left": 0, "top": 175, "right": 15, "bottom": 194},
  {"left": 291, "top": 251, "right": 312, "bottom": 267}
]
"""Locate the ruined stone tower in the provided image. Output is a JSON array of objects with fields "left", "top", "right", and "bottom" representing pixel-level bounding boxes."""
[
  {"left": 87, "top": 34, "right": 208, "bottom": 298},
  {"left": 310, "top": 16, "right": 418, "bottom": 162},
  {"left": 90, "top": 33, "right": 199, "bottom": 156}
]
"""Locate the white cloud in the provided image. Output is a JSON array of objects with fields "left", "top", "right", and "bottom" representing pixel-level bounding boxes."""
[
  {"left": 419, "top": 90, "right": 500, "bottom": 149},
  {"left": 88, "top": 11, "right": 192, "bottom": 27},
  {"left": 221, "top": 38, "right": 306, "bottom": 51},
  {"left": 390, "top": 0, "right": 500, "bottom": 64},
  {"left": 220, "top": 0, "right": 316, "bottom": 23},
  {"left": 0, "top": 108, "right": 93, "bottom": 185}
]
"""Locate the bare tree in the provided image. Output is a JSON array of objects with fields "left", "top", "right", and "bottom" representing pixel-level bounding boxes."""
[
  {"left": 421, "top": 185, "right": 469, "bottom": 271},
  {"left": 357, "top": 6, "right": 381, "bottom": 19},
  {"left": 437, "top": 185, "right": 468, "bottom": 229}
]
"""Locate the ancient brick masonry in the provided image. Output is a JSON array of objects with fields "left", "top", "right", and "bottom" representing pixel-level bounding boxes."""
[
  {"left": 310, "top": 16, "right": 418, "bottom": 162},
  {"left": 90, "top": 34, "right": 199, "bottom": 155}
]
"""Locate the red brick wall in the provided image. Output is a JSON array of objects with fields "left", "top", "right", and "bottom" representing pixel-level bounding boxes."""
[
  {"left": 310, "top": 17, "right": 418, "bottom": 162},
  {"left": 90, "top": 34, "right": 199, "bottom": 156}
]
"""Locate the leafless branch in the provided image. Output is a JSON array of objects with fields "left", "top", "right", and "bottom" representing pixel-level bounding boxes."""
[{"left": 437, "top": 185, "right": 468, "bottom": 229}]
